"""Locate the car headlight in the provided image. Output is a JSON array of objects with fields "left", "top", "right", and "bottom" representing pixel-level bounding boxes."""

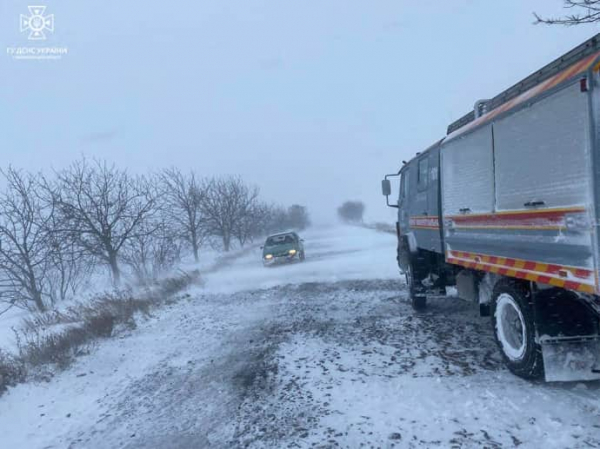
[
  {"left": 265, "top": 254, "right": 273, "bottom": 260},
  {"left": 289, "top": 249, "right": 297, "bottom": 255}
]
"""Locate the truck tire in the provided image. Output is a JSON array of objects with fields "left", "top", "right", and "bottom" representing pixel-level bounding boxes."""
[
  {"left": 490, "top": 279, "right": 543, "bottom": 380},
  {"left": 406, "top": 257, "right": 427, "bottom": 310}
]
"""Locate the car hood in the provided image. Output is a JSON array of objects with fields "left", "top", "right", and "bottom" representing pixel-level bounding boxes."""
[{"left": 263, "top": 243, "right": 298, "bottom": 256}]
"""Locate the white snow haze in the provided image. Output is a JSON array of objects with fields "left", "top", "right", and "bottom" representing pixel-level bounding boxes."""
[
  {"left": 2, "top": 3, "right": 600, "bottom": 446},
  {"left": 0, "top": 0, "right": 597, "bottom": 222}
]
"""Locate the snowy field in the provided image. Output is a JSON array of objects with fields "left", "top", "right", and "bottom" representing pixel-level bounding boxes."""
[
  {"left": 0, "top": 225, "right": 599, "bottom": 448},
  {"left": 0, "top": 245, "right": 227, "bottom": 354}
]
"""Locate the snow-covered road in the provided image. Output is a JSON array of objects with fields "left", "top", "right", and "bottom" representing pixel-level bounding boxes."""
[{"left": 1, "top": 226, "right": 599, "bottom": 448}]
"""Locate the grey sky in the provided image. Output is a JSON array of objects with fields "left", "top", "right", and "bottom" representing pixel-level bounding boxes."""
[{"left": 0, "top": 1, "right": 597, "bottom": 223}]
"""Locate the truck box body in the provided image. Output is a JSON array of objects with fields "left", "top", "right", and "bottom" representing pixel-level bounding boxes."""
[
  {"left": 401, "top": 48, "right": 600, "bottom": 295},
  {"left": 442, "top": 78, "right": 597, "bottom": 295}
]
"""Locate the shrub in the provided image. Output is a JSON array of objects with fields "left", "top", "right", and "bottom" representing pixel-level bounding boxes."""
[
  {"left": 1, "top": 268, "right": 202, "bottom": 396},
  {"left": 0, "top": 349, "right": 26, "bottom": 393},
  {"left": 16, "top": 326, "right": 90, "bottom": 369}
]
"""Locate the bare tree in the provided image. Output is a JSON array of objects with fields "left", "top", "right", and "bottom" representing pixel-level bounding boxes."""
[
  {"left": 160, "top": 168, "right": 207, "bottom": 262},
  {"left": 45, "top": 214, "right": 93, "bottom": 303},
  {"left": 534, "top": 1, "right": 600, "bottom": 25},
  {"left": 234, "top": 203, "right": 310, "bottom": 243},
  {"left": 265, "top": 205, "right": 291, "bottom": 235},
  {"left": 200, "top": 176, "right": 259, "bottom": 251},
  {"left": 122, "top": 215, "right": 181, "bottom": 283},
  {"left": 53, "top": 159, "right": 157, "bottom": 285},
  {"left": 287, "top": 204, "right": 310, "bottom": 230},
  {"left": 233, "top": 202, "right": 266, "bottom": 247},
  {"left": 0, "top": 168, "right": 53, "bottom": 311},
  {"left": 337, "top": 201, "right": 365, "bottom": 224}
]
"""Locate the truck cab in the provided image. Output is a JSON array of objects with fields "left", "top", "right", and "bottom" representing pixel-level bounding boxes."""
[{"left": 384, "top": 143, "right": 445, "bottom": 309}]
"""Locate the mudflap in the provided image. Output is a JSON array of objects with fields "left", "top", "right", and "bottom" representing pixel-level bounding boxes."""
[
  {"left": 396, "top": 235, "right": 411, "bottom": 273},
  {"left": 541, "top": 338, "right": 600, "bottom": 382},
  {"left": 534, "top": 287, "right": 600, "bottom": 382}
]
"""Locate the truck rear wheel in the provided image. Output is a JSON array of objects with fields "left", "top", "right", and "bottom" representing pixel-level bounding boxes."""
[
  {"left": 491, "top": 280, "right": 543, "bottom": 380},
  {"left": 406, "top": 258, "right": 427, "bottom": 310}
]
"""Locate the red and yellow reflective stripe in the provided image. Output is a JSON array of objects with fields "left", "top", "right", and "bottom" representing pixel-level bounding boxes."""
[{"left": 446, "top": 250, "right": 597, "bottom": 294}]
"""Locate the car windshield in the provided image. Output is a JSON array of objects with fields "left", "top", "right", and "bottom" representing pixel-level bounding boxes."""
[{"left": 266, "top": 235, "right": 295, "bottom": 246}]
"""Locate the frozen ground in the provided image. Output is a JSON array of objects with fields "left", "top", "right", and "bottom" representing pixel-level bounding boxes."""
[{"left": 0, "top": 225, "right": 599, "bottom": 448}]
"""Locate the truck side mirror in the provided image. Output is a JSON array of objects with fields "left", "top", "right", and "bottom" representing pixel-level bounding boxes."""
[{"left": 381, "top": 179, "right": 392, "bottom": 196}]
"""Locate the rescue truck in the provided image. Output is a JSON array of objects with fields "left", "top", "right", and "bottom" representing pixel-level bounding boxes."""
[{"left": 382, "top": 34, "right": 600, "bottom": 382}]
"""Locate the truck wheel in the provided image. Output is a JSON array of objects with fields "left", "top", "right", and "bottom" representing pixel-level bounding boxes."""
[
  {"left": 406, "top": 259, "right": 427, "bottom": 310},
  {"left": 300, "top": 251, "right": 306, "bottom": 261},
  {"left": 490, "top": 280, "right": 543, "bottom": 380}
]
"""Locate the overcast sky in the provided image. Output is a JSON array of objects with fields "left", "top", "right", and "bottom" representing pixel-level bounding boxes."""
[{"left": 0, "top": 1, "right": 597, "bottom": 223}]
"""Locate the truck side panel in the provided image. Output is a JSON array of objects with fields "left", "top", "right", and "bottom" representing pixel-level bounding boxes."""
[
  {"left": 442, "top": 81, "right": 597, "bottom": 294},
  {"left": 441, "top": 125, "right": 494, "bottom": 216},
  {"left": 592, "top": 71, "right": 600, "bottom": 297}
]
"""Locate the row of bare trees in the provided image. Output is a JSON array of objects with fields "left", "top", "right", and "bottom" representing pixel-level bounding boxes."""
[{"left": 0, "top": 159, "right": 309, "bottom": 312}]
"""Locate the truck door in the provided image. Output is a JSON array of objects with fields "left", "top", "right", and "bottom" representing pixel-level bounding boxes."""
[
  {"left": 409, "top": 152, "right": 442, "bottom": 254},
  {"left": 426, "top": 147, "right": 442, "bottom": 253}
]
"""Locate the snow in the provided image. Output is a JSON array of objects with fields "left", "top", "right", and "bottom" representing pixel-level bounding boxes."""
[
  {"left": 0, "top": 225, "right": 599, "bottom": 448},
  {"left": 494, "top": 293, "right": 527, "bottom": 361},
  {"left": 200, "top": 225, "right": 399, "bottom": 294},
  {"left": 0, "top": 245, "right": 235, "bottom": 354},
  {"left": 255, "top": 289, "right": 600, "bottom": 448}
]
